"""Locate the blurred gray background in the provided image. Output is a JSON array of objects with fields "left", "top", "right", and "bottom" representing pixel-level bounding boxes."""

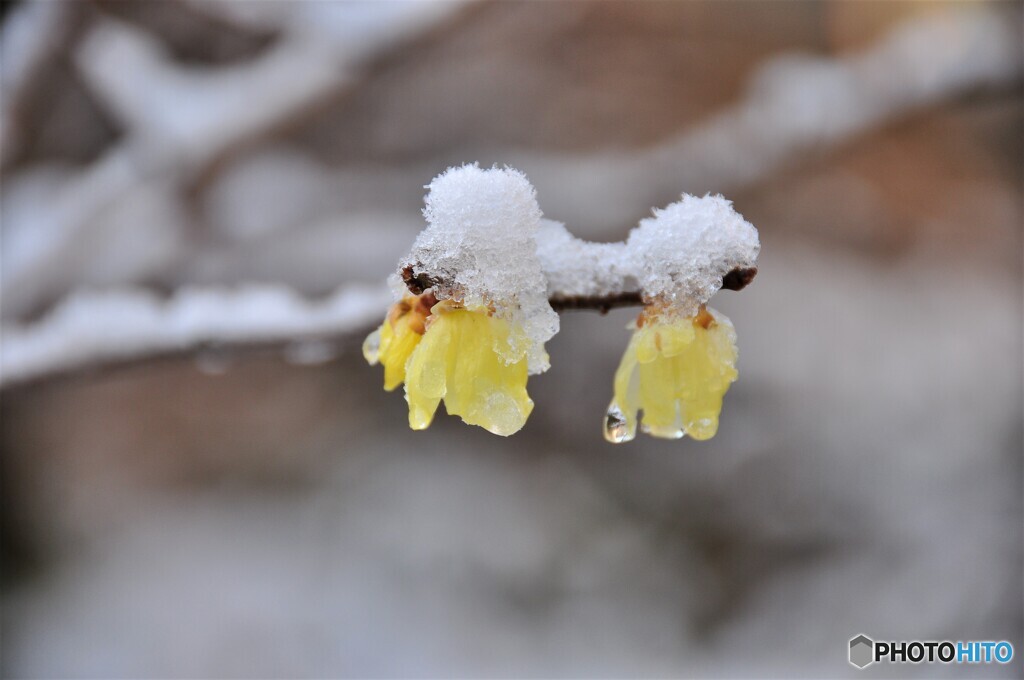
[{"left": 1, "top": 1, "right": 1021, "bottom": 677}]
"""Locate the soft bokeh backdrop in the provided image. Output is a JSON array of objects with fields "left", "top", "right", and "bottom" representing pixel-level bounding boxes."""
[{"left": 1, "top": 1, "right": 1021, "bottom": 677}]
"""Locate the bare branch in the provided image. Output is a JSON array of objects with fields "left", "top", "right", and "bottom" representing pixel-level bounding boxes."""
[
  {"left": 549, "top": 266, "right": 757, "bottom": 313},
  {"left": 403, "top": 264, "right": 758, "bottom": 313}
]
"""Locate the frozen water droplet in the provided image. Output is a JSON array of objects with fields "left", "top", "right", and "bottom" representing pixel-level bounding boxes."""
[
  {"left": 604, "top": 402, "right": 636, "bottom": 444},
  {"left": 684, "top": 416, "right": 718, "bottom": 441},
  {"left": 362, "top": 327, "right": 381, "bottom": 364},
  {"left": 477, "top": 390, "right": 528, "bottom": 437},
  {"left": 641, "top": 422, "right": 686, "bottom": 440}
]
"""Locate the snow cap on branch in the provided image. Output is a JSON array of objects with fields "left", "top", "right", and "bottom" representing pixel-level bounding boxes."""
[
  {"left": 535, "top": 220, "right": 634, "bottom": 299},
  {"left": 401, "top": 167, "right": 759, "bottom": 372},
  {"left": 404, "top": 164, "right": 559, "bottom": 374},
  {"left": 627, "top": 194, "right": 760, "bottom": 316}
]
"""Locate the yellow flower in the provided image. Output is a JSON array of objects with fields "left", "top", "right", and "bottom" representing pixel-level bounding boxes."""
[
  {"left": 363, "top": 294, "right": 433, "bottom": 391},
  {"left": 404, "top": 301, "right": 533, "bottom": 436},
  {"left": 605, "top": 306, "right": 738, "bottom": 443},
  {"left": 365, "top": 294, "right": 535, "bottom": 436}
]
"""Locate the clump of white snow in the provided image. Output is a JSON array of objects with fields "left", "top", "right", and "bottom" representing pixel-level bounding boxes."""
[
  {"left": 626, "top": 194, "right": 760, "bottom": 315},
  {"left": 403, "top": 164, "right": 559, "bottom": 373},
  {"left": 535, "top": 220, "right": 635, "bottom": 299},
  {"left": 536, "top": 196, "right": 759, "bottom": 312},
  {"left": 403, "top": 171, "right": 758, "bottom": 369}
]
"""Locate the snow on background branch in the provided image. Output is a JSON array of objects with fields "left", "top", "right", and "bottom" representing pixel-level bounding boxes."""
[
  {"left": 1, "top": 283, "right": 391, "bottom": 387},
  {"left": 1, "top": 3, "right": 1019, "bottom": 387}
]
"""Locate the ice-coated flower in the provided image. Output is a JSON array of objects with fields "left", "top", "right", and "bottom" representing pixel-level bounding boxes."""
[
  {"left": 405, "top": 300, "right": 533, "bottom": 436},
  {"left": 365, "top": 164, "right": 556, "bottom": 437},
  {"left": 368, "top": 166, "right": 758, "bottom": 443},
  {"left": 604, "top": 306, "right": 738, "bottom": 443},
  {"left": 365, "top": 294, "right": 534, "bottom": 436},
  {"left": 404, "top": 163, "right": 558, "bottom": 374}
]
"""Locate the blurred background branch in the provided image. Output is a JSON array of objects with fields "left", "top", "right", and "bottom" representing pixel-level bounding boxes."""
[
  {"left": 2, "top": 2, "right": 1019, "bottom": 388},
  {"left": 0, "top": 283, "right": 390, "bottom": 388}
]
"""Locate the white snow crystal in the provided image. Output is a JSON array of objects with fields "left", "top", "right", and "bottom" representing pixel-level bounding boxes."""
[
  {"left": 403, "top": 164, "right": 558, "bottom": 374},
  {"left": 536, "top": 195, "right": 758, "bottom": 311},
  {"left": 535, "top": 220, "right": 635, "bottom": 299},
  {"left": 626, "top": 194, "right": 760, "bottom": 315}
]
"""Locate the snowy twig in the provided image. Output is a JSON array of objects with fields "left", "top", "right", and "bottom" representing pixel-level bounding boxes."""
[
  {"left": 549, "top": 266, "right": 758, "bottom": 313},
  {"left": 0, "top": 284, "right": 391, "bottom": 389},
  {"left": 516, "top": 4, "right": 1023, "bottom": 230},
  {"left": 0, "top": 259, "right": 757, "bottom": 390},
  {"left": 2, "top": 4, "right": 1011, "bottom": 390},
  {"left": 322, "top": 4, "right": 1022, "bottom": 234},
  {"left": 1, "top": 2, "right": 470, "bottom": 319},
  {"left": 403, "top": 265, "right": 758, "bottom": 313},
  {"left": 74, "top": 2, "right": 471, "bottom": 172},
  {"left": 400, "top": 173, "right": 760, "bottom": 333}
]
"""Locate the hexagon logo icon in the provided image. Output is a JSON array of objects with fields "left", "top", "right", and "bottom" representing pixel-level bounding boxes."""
[{"left": 849, "top": 634, "right": 874, "bottom": 669}]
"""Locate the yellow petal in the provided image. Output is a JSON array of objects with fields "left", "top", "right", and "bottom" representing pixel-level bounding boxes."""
[
  {"left": 365, "top": 295, "right": 431, "bottom": 392},
  {"left": 635, "top": 324, "right": 660, "bottom": 364},
  {"left": 382, "top": 314, "right": 423, "bottom": 391},
  {"left": 605, "top": 308, "right": 738, "bottom": 443},
  {"left": 404, "top": 312, "right": 452, "bottom": 429},
  {"left": 676, "top": 311, "right": 737, "bottom": 439},
  {"left": 638, "top": 354, "right": 678, "bottom": 430},
  {"left": 405, "top": 306, "right": 533, "bottom": 436}
]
